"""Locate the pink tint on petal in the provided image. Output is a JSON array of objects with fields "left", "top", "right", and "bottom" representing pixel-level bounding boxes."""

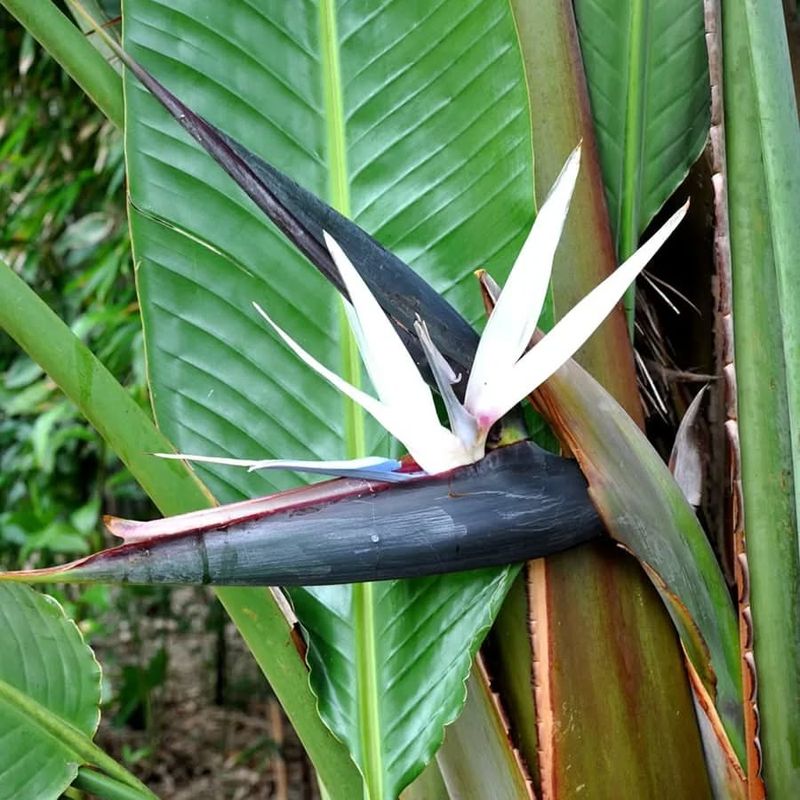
[{"left": 475, "top": 409, "right": 499, "bottom": 432}]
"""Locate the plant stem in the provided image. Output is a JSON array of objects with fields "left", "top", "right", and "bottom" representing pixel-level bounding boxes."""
[
  {"left": 319, "top": 0, "right": 365, "bottom": 459},
  {"left": 319, "top": 3, "right": 380, "bottom": 797},
  {"left": 1, "top": 0, "right": 123, "bottom": 128},
  {"left": 73, "top": 768, "right": 157, "bottom": 800},
  {"left": 724, "top": 0, "right": 800, "bottom": 792},
  {"left": 739, "top": 0, "right": 800, "bottom": 543},
  {"left": 620, "top": 0, "right": 648, "bottom": 333}
]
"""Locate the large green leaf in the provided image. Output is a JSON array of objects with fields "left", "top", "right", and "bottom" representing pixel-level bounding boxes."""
[
  {"left": 0, "top": 584, "right": 155, "bottom": 799},
  {"left": 0, "top": 584, "right": 124, "bottom": 800},
  {"left": 573, "top": 0, "right": 710, "bottom": 318},
  {"left": 123, "top": 1, "right": 536, "bottom": 796},
  {"left": 724, "top": 0, "right": 800, "bottom": 792},
  {"left": 291, "top": 570, "right": 517, "bottom": 797}
]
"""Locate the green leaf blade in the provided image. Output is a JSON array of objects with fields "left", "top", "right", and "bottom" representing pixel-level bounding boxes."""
[
  {"left": 724, "top": 0, "right": 800, "bottom": 790},
  {"left": 291, "top": 569, "right": 517, "bottom": 799},
  {"left": 125, "top": 2, "right": 372, "bottom": 501},
  {"left": 0, "top": 584, "right": 100, "bottom": 800},
  {"left": 124, "top": 1, "right": 538, "bottom": 795},
  {"left": 574, "top": 0, "right": 710, "bottom": 252}
]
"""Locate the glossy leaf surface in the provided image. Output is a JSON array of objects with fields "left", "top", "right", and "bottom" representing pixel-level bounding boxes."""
[
  {"left": 573, "top": 0, "right": 710, "bottom": 267},
  {"left": 123, "top": 1, "right": 537, "bottom": 795},
  {"left": 0, "top": 584, "right": 100, "bottom": 800}
]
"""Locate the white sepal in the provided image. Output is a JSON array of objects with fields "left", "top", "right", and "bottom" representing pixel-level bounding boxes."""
[
  {"left": 252, "top": 300, "right": 469, "bottom": 475},
  {"left": 466, "top": 144, "right": 581, "bottom": 413},
  {"left": 473, "top": 201, "right": 689, "bottom": 425},
  {"left": 324, "top": 231, "right": 438, "bottom": 423},
  {"left": 153, "top": 452, "right": 412, "bottom": 481}
]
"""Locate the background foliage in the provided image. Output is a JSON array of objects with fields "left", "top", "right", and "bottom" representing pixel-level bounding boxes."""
[{"left": 0, "top": 10, "right": 148, "bottom": 576}]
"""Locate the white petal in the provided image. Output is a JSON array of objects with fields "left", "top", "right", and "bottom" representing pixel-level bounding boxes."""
[
  {"left": 254, "top": 301, "right": 403, "bottom": 430},
  {"left": 153, "top": 453, "right": 412, "bottom": 481},
  {"left": 253, "top": 302, "right": 467, "bottom": 474},
  {"left": 473, "top": 201, "right": 689, "bottom": 425},
  {"left": 154, "top": 452, "right": 264, "bottom": 468},
  {"left": 415, "top": 317, "right": 480, "bottom": 452},
  {"left": 154, "top": 452, "right": 408, "bottom": 481},
  {"left": 415, "top": 319, "right": 460, "bottom": 385},
  {"left": 247, "top": 455, "right": 398, "bottom": 472},
  {"left": 324, "top": 231, "right": 438, "bottom": 422},
  {"left": 466, "top": 145, "right": 581, "bottom": 411},
  {"left": 246, "top": 456, "right": 411, "bottom": 482}
]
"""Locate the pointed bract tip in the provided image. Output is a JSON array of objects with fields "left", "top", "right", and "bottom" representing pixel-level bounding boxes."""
[
  {"left": 103, "top": 514, "right": 123, "bottom": 532},
  {"left": 567, "top": 141, "right": 582, "bottom": 163},
  {"left": 103, "top": 515, "right": 144, "bottom": 539},
  {"left": 477, "top": 270, "right": 502, "bottom": 302},
  {"left": 322, "top": 229, "right": 337, "bottom": 252}
]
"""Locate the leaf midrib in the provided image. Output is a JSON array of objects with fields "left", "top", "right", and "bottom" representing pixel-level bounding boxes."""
[
  {"left": 319, "top": 3, "right": 381, "bottom": 798},
  {"left": 620, "top": 0, "right": 649, "bottom": 329}
]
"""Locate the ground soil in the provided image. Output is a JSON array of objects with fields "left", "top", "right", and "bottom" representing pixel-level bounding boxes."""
[{"left": 91, "top": 587, "right": 320, "bottom": 800}]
